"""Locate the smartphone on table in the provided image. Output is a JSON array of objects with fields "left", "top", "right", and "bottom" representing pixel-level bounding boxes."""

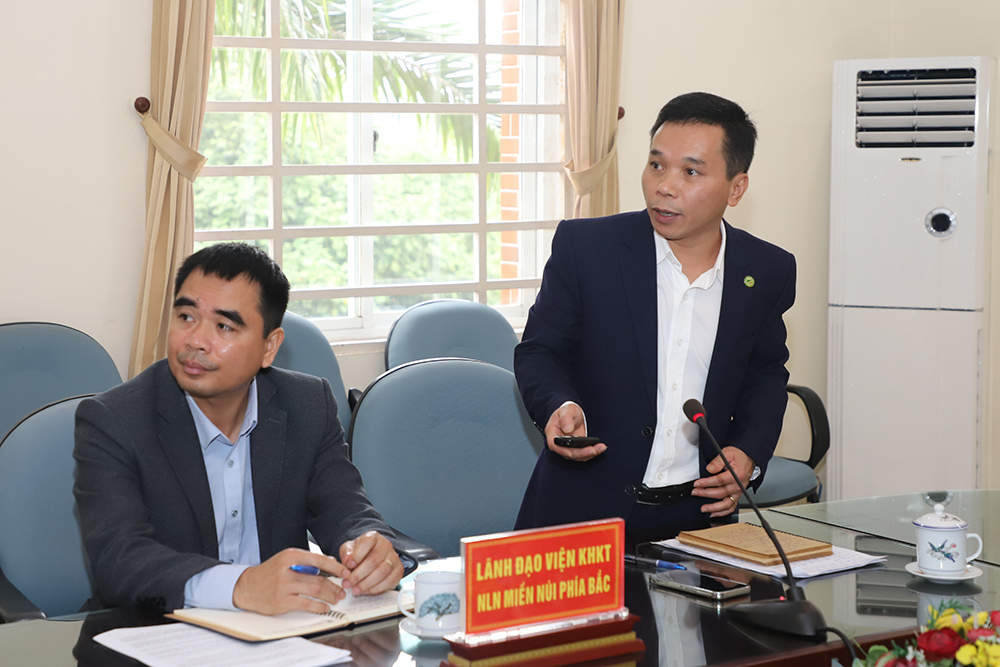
[{"left": 649, "top": 571, "right": 751, "bottom": 601}]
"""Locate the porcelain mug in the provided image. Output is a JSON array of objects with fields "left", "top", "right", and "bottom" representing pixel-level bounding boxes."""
[
  {"left": 913, "top": 503, "right": 983, "bottom": 575},
  {"left": 399, "top": 571, "right": 462, "bottom": 634}
]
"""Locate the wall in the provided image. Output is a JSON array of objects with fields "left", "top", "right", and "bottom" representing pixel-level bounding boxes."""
[
  {"left": 0, "top": 0, "right": 151, "bottom": 378},
  {"left": 617, "top": 0, "right": 1000, "bottom": 486}
]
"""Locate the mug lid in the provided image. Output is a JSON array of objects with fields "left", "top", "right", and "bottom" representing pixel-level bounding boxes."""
[{"left": 913, "top": 503, "right": 969, "bottom": 529}]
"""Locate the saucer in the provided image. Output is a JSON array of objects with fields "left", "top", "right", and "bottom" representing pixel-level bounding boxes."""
[
  {"left": 905, "top": 561, "right": 983, "bottom": 583},
  {"left": 399, "top": 618, "right": 457, "bottom": 640}
]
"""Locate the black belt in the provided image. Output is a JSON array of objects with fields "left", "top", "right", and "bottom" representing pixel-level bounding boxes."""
[{"left": 635, "top": 481, "right": 696, "bottom": 506}]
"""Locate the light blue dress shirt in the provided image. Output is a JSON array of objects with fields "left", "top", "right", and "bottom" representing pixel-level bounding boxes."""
[{"left": 181, "top": 380, "right": 261, "bottom": 609}]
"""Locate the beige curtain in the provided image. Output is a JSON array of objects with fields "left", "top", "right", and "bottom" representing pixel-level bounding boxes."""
[
  {"left": 563, "top": 0, "right": 624, "bottom": 219},
  {"left": 128, "top": 0, "right": 215, "bottom": 378}
]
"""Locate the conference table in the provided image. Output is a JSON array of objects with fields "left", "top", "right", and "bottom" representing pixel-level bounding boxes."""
[{"left": 3, "top": 490, "right": 998, "bottom": 667}]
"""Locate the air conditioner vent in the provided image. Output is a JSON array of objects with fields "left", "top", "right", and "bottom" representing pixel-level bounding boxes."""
[{"left": 856, "top": 68, "right": 977, "bottom": 147}]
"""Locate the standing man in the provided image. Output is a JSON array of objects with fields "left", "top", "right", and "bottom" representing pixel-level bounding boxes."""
[
  {"left": 514, "top": 92, "right": 795, "bottom": 545},
  {"left": 75, "top": 243, "right": 410, "bottom": 613}
]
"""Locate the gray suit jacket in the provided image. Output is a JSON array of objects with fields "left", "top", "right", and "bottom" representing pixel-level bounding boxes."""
[{"left": 74, "top": 360, "right": 394, "bottom": 611}]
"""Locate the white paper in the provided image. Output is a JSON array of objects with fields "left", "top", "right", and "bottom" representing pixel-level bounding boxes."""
[
  {"left": 94, "top": 624, "right": 351, "bottom": 667},
  {"left": 657, "top": 539, "right": 886, "bottom": 579}
]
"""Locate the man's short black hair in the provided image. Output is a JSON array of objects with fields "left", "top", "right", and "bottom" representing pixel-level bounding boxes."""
[
  {"left": 650, "top": 92, "right": 757, "bottom": 180},
  {"left": 174, "top": 243, "right": 290, "bottom": 337}
]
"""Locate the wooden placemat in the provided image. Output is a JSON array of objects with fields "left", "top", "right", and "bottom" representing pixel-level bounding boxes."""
[{"left": 676, "top": 523, "right": 833, "bottom": 566}]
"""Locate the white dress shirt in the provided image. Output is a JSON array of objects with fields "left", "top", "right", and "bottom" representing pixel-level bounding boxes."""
[{"left": 641, "top": 224, "right": 725, "bottom": 487}]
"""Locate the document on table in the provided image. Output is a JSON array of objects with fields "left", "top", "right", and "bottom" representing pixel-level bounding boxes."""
[
  {"left": 658, "top": 539, "right": 886, "bottom": 579},
  {"left": 94, "top": 623, "right": 351, "bottom": 667}
]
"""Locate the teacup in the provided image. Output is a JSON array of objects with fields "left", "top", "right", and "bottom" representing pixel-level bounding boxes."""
[
  {"left": 913, "top": 503, "right": 982, "bottom": 575},
  {"left": 399, "top": 571, "right": 463, "bottom": 634}
]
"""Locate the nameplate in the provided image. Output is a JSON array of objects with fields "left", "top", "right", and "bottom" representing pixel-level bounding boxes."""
[{"left": 460, "top": 519, "right": 624, "bottom": 635}]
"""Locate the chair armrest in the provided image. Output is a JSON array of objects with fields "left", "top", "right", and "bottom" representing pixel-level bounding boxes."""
[
  {"left": 786, "top": 384, "right": 831, "bottom": 470},
  {"left": 0, "top": 565, "right": 45, "bottom": 622},
  {"left": 348, "top": 388, "right": 362, "bottom": 413},
  {"left": 390, "top": 529, "right": 441, "bottom": 564}
]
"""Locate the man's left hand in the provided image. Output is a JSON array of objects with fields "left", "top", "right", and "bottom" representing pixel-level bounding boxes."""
[
  {"left": 691, "top": 447, "right": 754, "bottom": 517},
  {"left": 340, "top": 531, "right": 404, "bottom": 596}
]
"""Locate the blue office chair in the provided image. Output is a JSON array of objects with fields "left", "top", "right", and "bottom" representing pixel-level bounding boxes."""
[
  {"left": 740, "top": 384, "right": 830, "bottom": 508},
  {"left": 384, "top": 299, "right": 519, "bottom": 372},
  {"left": 0, "top": 322, "right": 121, "bottom": 443},
  {"left": 348, "top": 358, "right": 545, "bottom": 558},
  {"left": 0, "top": 396, "right": 94, "bottom": 621},
  {"left": 272, "top": 311, "right": 356, "bottom": 433}
]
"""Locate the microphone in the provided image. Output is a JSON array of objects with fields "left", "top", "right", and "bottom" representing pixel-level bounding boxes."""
[{"left": 683, "top": 399, "right": 827, "bottom": 640}]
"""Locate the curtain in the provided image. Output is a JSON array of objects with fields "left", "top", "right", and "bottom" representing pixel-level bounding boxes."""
[
  {"left": 128, "top": 0, "right": 215, "bottom": 378},
  {"left": 563, "top": 0, "right": 624, "bottom": 219}
]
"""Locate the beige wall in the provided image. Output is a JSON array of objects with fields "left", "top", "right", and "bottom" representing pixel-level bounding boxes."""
[
  {"left": 618, "top": 0, "right": 1000, "bottom": 483},
  {"left": 0, "top": 0, "right": 151, "bottom": 378}
]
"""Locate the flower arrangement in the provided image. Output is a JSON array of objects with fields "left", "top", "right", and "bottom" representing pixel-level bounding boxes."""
[{"left": 856, "top": 603, "right": 1000, "bottom": 667}]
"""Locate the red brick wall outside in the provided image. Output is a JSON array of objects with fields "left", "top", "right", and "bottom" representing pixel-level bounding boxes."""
[{"left": 498, "top": 0, "right": 521, "bottom": 306}]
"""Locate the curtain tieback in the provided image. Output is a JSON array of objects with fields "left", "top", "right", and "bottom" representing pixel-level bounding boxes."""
[
  {"left": 563, "top": 129, "right": 618, "bottom": 196},
  {"left": 134, "top": 97, "right": 207, "bottom": 182}
]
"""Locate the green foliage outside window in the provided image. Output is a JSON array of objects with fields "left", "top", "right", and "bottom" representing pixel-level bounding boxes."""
[{"left": 201, "top": 0, "right": 509, "bottom": 320}]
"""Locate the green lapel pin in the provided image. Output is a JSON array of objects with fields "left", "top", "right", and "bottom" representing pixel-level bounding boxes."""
[{"left": 744, "top": 275, "right": 755, "bottom": 288}]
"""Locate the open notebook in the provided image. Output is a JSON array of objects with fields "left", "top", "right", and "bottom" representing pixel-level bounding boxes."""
[{"left": 167, "top": 585, "right": 407, "bottom": 642}]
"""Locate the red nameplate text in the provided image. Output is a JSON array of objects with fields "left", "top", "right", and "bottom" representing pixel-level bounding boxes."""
[{"left": 461, "top": 519, "right": 624, "bottom": 635}]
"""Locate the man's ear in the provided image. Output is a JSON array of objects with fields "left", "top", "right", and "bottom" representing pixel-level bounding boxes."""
[
  {"left": 727, "top": 173, "right": 749, "bottom": 207},
  {"left": 261, "top": 327, "right": 285, "bottom": 369}
]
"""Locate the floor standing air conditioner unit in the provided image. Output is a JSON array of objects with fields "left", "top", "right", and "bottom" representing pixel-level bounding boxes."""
[{"left": 828, "top": 56, "right": 994, "bottom": 500}]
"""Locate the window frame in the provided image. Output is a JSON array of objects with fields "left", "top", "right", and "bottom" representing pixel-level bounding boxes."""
[{"left": 198, "top": 0, "right": 570, "bottom": 341}]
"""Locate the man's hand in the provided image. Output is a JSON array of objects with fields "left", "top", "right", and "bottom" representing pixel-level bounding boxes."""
[
  {"left": 232, "top": 548, "right": 349, "bottom": 615},
  {"left": 691, "top": 447, "right": 754, "bottom": 517},
  {"left": 340, "top": 531, "right": 403, "bottom": 596},
  {"left": 544, "top": 402, "right": 606, "bottom": 462}
]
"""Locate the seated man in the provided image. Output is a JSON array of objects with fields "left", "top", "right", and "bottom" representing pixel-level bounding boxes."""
[{"left": 75, "top": 243, "right": 411, "bottom": 614}]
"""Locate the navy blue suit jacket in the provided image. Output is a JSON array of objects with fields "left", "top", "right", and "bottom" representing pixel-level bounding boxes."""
[
  {"left": 74, "top": 360, "right": 396, "bottom": 611},
  {"left": 514, "top": 211, "right": 796, "bottom": 530}
]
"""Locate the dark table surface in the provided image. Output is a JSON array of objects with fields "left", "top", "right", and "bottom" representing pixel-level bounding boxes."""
[
  {"left": 772, "top": 489, "right": 1000, "bottom": 566},
  {"left": 3, "top": 494, "right": 997, "bottom": 667}
]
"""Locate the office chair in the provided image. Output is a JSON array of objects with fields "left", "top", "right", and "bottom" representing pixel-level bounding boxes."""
[
  {"left": 739, "top": 384, "right": 831, "bottom": 509},
  {"left": 0, "top": 396, "right": 94, "bottom": 621},
  {"left": 348, "top": 358, "right": 545, "bottom": 558},
  {"left": 384, "top": 299, "right": 519, "bottom": 372},
  {"left": 0, "top": 322, "right": 121, "bottom": 443},
  {"left": 271, "top": 311, "right": 357, "bottom": 433}
]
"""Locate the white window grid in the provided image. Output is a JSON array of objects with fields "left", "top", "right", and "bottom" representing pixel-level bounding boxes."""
[{"left": 197, "top": 0, "right": 570, "bottom": 340}]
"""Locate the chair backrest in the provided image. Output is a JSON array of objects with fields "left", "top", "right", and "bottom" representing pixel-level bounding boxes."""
[
  {"left": 385, "top": 299, "right": 519, "bottom": 372},
  {"left": 0, "top": 322, "right": 121, "bottom": 442},
  {"left": 271, "top": 312, "right": 353, "bottom": 430},
  {"left": 0, "top": 396, "right": 94, "bottom": 617},
  {"left": 348, "top": 358, "right": 544, "bottom": 557}
]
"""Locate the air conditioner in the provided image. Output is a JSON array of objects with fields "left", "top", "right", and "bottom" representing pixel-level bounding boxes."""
[{"left": 827, "top": 56, "right": 994, "bottom": 500}]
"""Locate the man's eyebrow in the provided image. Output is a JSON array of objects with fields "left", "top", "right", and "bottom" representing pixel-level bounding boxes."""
[
  {"left": 173, "top": 296, "right": 196, "bottom": 309},
  {"left": 647, "top": 149, "right": 706, "bottom": 166},
  {"left": 215, "top": 309, "right": 246, "bottom": 328}
]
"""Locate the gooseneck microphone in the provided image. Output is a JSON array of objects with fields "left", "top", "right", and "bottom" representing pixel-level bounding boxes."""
[{"left": 683, "top": 399, "right": 827, "bottom": 640}]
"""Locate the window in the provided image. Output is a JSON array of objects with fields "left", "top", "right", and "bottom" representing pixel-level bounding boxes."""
[{"left": 197, "top": 0, "right": 568, "bottom": 340}]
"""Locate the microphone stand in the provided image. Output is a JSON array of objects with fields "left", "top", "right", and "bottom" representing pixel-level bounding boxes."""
[{"left": 683, "top": 399, "right": 827, "bottom": 640}]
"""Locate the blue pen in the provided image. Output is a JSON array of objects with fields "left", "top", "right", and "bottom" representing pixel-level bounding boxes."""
[
  {"left": 624, "top": 554, "right": 686, "bottom": 570},
  {"left": 290, "top": 564, "right": 338, "bottom": 577}
]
